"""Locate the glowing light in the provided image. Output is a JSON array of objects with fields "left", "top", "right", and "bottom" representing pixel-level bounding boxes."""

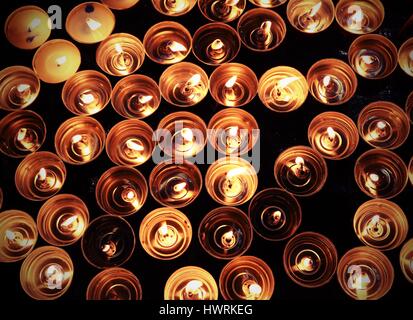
[
  {"left": 369, "top": 173, "right": 380, "bottom": 183},
  {"left": 180, "top": 128, "right": 194, "bottom": 142},
  {"left": 225, "top": 76, "right": 238, "bottom": 89},
  {"left": 55, "top": 56, "right": 67, "bottom": 66},
  {"left": 323, "top": 75, "right": 331, "bottom": 87},
  {"left": 211, "top": 39, "right": 224, "bottom": 51},
  {"left": 28, "top": 18, "right": 41, "bottom": 31},
  {"left": 186, "top": 280, "right": 203, "bottom": 292},
  {"left": 60, "top": 215, "right": 78, "bottom": 229},
  {"left": 186, "top": 74, "right": 201, "bottom": 87},
  {"left": 249, "top": 283, "right": 262, "bottom": 296},
  {"left": 86, "top": 18, "right": 102, "bottom": 31},
  {"left": 309, "top": 2, "right": 322, "bottom": 17},
  {"left": 17, "top": 84, "right": 31, "bottom": 93},
  {"left": 361, "top": 55, "right": 374, "bottom": 64},
  {"left": 138, "top": 95, "right": 153, "bottom": 104},
  {"left": 168, "top": 41, "right": 187, "bottom": 53},
  {"left": 80, "top": 93, "right": 95, "bottom": 104},
  {"left": 225, "top": 0, "right": 240, "bottom": 5},
  {"left": 277, "top": 76, "right": 299, "bottom": 89},
  {"left": 37, "top": 168, "right": 47, "bottom": 181},
  {"left": 295, "top": 156, "right": 305, "bottom": 166},
  {"left": 126, "top": 139, "right": 144, "bottom": 151},
  {"left": 377, "top": 121, "right": 386, "bottom": 130},
  {"left": 159, "top": 222, "right": 169, "bottom": 236},
  {"left": 5, "top": 230, "right": 15, "bottom": 241},
  {"left": 261, "top": 21, "right": 272, "bottom": 34},
  {"left": 115, "top": 43, "right": 123, "bottom": 54},
  {"left": 173, "top": 182, "right": 187, "bottom": 193},
  {"left": 226, "top": 167, "right": 245, "bottom": 179},
  {"left": 327, "top": 127, "right": 336, "bottom": 140},
  {"left": 71, "top": 134, "right": 82, "bottom": 144}
]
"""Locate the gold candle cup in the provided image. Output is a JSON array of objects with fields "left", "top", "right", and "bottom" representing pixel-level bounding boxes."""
[
  {"left": 111, "top": 75, "right": 161, "bottom": 119},
  {"left": 66, "top": 2, "right": 115, "bottom": 44},
  {"left": 150, "top": 160, "right": 202, "bottom": 208},
  {"left": 258, "top": 66, "right": 308, "bottom": 112},
  {"left": 62, "top": 70, "right": 112, "bottom": 116},
  {"left": 0, "top": 210, "right": 37, "bottom": 263},
  {"left": 106, "top": 119, "right": 154, "bottom": 167},
  {"left": 220, "top": 256, "right": 274, "bottom": 300},
  {"left": 207, "top": 109, "right": 259, "bottom": 155},
  {"left": 157, "top": 111, "right": 207, "bottom": 158},
  {"left": 287, "top": 0, "right": 335, "bottom": 34},
  {"left": 101, "top": 0, "right": 140, "bottom": 10},
  {"left": 32, "top": 39, "right": 81, "bottom": 84},
  {"left": 354, "top": 149, "right": 408, "bottom": 199},
  {"left": 198, "top": 0, "right": 246, "bottom": 23},
  {"left": 248, "top": 188, "right": 301, "bottom": 241},
  {"left": 337, "top": 246, "right": 394, "bottom": 300},
  {"left": 335, "top": 0, "right": 384, "bottom": 35},
  {"left": 357, "top": 101, "right": 410, "bottom": 150},
  {"left": 20, "top": 246, "right": 74, "bottom": 300},
  {"left": 249, "top": 0, "right": 287, "bottom": 8},
  {"left": 0, "top": 66, "right": 40, "bottom": 111},
  {"left": 143, "top": 21, "right": 192, "bottom": 65},
  {"left": 237, "top": 8, "right": 287, "bottom": 52},
  {"left": 37, "top": 194, "right": 89, "bottom": 247},
  {"left": 354, "top": 199, "right": 408, "bottom": 251},
  {"left": 152, "top": 0, "right": 197, "bottom": 16},
  {"left": 139, "top": 207, "right": 192, "bottom": 260},
  {"left": 398, "top": 38, "right": 413, "bottom": 77},
  {"left": 4, "top": 6, "right": 51, "bottom": 50},
  {"left": 274, "top": 146, "right": 328, "bottom": 196},
  {"left": 400, "top": 239, "right": 413, "bottom": 284},
  {"left": 96, "top": 166, "right": 148, "bottom": 216},
  {"left": 209, "top": 63, "right": 258, "bottom": 107},
  {"left": 348, "top": 34, "right": 398, "bottom": 79},
  {"left": 165, "top": 266, "right": 218, "bottom": 300},
  {"left": 159, "top": 62, "right": 209, "bottom": 107},
  {"left": 308, "top": 111, "right": 359, "bottom": 160},
  {"left": 406, "top": 90, "right": 413, "bottom": 124},
  {"left": 87, "top": 267, "right": 142, "bottom": 300},
  {"left": 15, "top": 151, "right": 66, "bottom": 201},
  {"left": 193, "top": 23, "right": 241, "bottom": 66},
  {"left": 55, "top": 116, "right": 106, "bottom": 165},
  {"left": 198, "top": 206, "right": 253, "bottom": 259},
  {"left": 307, "top": 58, "right": 357, "bottom": 105},
  {"left": 0, "top": 110, "right": 46, "bottom": 158},
  {"left": 96, "top": 33, "right": 145, "bottom": 76},
  {"left": 205, "top": 157, "right": 258, "bottom": 206},
  {"left": 82, "top": 215, "right": 136, "bottom": 268}
]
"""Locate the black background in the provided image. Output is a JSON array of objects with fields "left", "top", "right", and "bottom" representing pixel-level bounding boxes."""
[{"left": 0, "top": 0, "right": 412, "bottom": 303}]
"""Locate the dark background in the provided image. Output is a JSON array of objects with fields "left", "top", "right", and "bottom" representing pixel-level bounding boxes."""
[{"left": 0, "top": 0, "right": 412, "bottom": 302}]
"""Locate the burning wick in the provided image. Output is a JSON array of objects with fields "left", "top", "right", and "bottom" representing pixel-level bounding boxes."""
[
  {"left": 35, "top": 167, "right": 57, "bottom": 190},
  {"left": 5, "top": 229, "right": 27, "bottom": 248},
  {"left": 173, "top": 182, "right": 187, "bottom": 193},
  {"left": 274, "top": 77, "right": 298, "bottom": 102},
  {"left": 86, "top": 17, "right": 102, "bottom": 31},
  {"left": 185, "top": 280, "right": 204, "bottom": 299},
  {"left": 297, "top": 256, "right": 315, "bottom": 272},
  {"left": 242, "top": 280, "right": 262, "bottom": 299},
  {"left": 59, "top": 215, "right": 79, "bottom": 233},
  {"left": 221, "top": 230, "right": 236, "bottom": 249},
  {"left": 101, "top": 241, "right": 117, "bottom": 257},
  {"left": 157, "top": 222, "right": 178, "bottom": 247},
  {"left": 71, "top": 134, "right": 91, "bottom": 157}
]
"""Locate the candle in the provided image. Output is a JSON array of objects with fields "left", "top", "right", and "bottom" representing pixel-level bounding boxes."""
[
  {"left": 32, "top": 39, "right": 81, "bottom": 83},
  {"left": 349, "top": 34, "right": 398, "bottom": 79},
  {"left": 66, "top": 2, "right": 115, "bottom": 44},
  {"left": 219, "top": 256, "right": 274, "bottom": 300},
  {"left": 249, "top": 0, "right": 287, "bottom": 8},
  {"left": 5, "top": 6, "right": 51, "bottom": 49},
  {"left": 139, "top": 208, "right": 192, "bottom": 260},
  {"left": 335, "top": 0, "right": 385, "bottom": 34},
  {"left": 20, "top": 246, "right": 73, "bottom": 299},
  {"left": 287, "top": 0, "right": 335, "bottom": 33},
  {"left": 337, "top": 247, "right": 394, "bottom": 300},
  {"left": 237, "top": 8, "right": 286, "bottom": 51},
  {"left": 400, "top": 239, "right": 413, "bottom": 284},
  {"left": 95, "top": 166, "right": 148, "bottom": 216},
  {"left": 152, "top": 0, "right": 197, "bottom": 16},
  {"left": 398, "top": 38, "right": 413, "bottom": 77},
  {"left": 199, "top": 0, "right": 246, "bottom": 22},
  {"left": 101, "top": 0, "right": 140, "bottom": 10}
]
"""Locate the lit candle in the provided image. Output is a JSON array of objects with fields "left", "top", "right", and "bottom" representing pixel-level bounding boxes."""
[
  {"left": 34, "top": 168, "right": 59, "bottom": 191},
  {"left": 121, "top": 188, "right": 141, "bottom": 210},
  {"left": 242, "top": 280, "right": 262, "bottom": 300},
  {"left": 252, "top": 21, "right": 273, "bottom": 48},
  {"left": 223, "top": 167, "right": 246, "bottom": 198},
  {"left": 124, "top": 138, "right": 145, "bottom": 161},
  {"left": 347, "top": 266, "right": 371, "bottom": 300},
  {"left": 15, "top": 127, "right": 38, "bottom": 151},
  {"left": 297, "top": 256, "right": 316, "bottom": 272},
  {"left": 223, "top": 76, "right": 241, "bottom": 102},
  {"left": 184, "top": 280, "right": 205, "bottom": 300},
  {"left": 71, "top": 134, "right": 92, "bottom": 160},
  {"left": 220, "top": 229, "right": 237, "bottom": 249},
  {"left": 157, "top": 222, "right": 178, "bottom": 247},
  {"left": 207, "top": 38, "right": 226, "bottom": 61},
  {"left": 58, "top": 214, "right": 82, "bottom": 234},
  {"left": 289, "top": 156, "right": 311, "bottom": 182},
  {"left": 101, "top": 240, "right": 117, "bottom": 257},
  {"left": 5, "top": 229, "right": 28, "bottom": 249},
  {"left": 176, "top": 128, "right": 195, "bottom": 153}
]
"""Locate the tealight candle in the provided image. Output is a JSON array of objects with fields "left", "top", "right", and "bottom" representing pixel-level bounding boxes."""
[
  {"left": 152, "top": 0, "right": 197, "bottom": 16},
  {"left": 164, "top": 266, "right": 218, "bottom": 300},
  {"left": 398, "top": 38, "right": 413, "bottom": 77},
  {"left": 199, "top": 0, "right": 246, "bottom": 22},
  {"left": 101, "top": 0, "right": 140, "bottom": 10},
  {"left": 249, "top": 0, "right": 287, "bottom": 8},
  {"left": 66, "top": 2, "right": 115, "bottom": 44},
  {"left": 400, "top": 239, "right": 413, "bottom": 284},
  {"left": 337, "top": 247, "right": 393, "bottom": 300},
  {"left": 32, "top": 39, "right": 81, "bottom": 83},
  {"left": 5, "top": 6, "right": 51, "bottom": 50}
]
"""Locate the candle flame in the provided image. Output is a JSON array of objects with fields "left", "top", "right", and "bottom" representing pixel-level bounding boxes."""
[
  {"left": 309, "top": 2, "right": 322, "bottom": 17},
  {"left": 261, "top": 20, "right": 272, "bottom": 33},
  {"left": 370, "top": 214, "right": 381, "bottom": 226},
  {"left": 138, "top": 95, "right": 153, "bottom": 104},
  {"left": 159, "top": 222, "right": 169, "bottom": 236},
  {"left": 186, "top": 280, "right": 203, "bottom": 292},
  {"left": 37, "top": 168, "right": 47, "bottom": 181},
  {"left": 327, "top": 127, "right": 336, "bottom": 140},
  {"left": 55, "top": 56, "right": 67, "bottom": 66},
  {"left": 17, "top": 84, "right": 31, "bottom": 93},
  {"left": 186, "top": 74, "right": 201, "bottom": 87},
  {"left": 17, "top": 128, "right": 27, "bottom": 141},
  {"left": 86, "top": 17, "right": 102, "bottom": 31},
  {"left": 71, "top": 134, "right": 83, "bottom": 144},
  {"left": 348, "top": 5, "right": 364, "bottom": 25},
  {"left": 298, "top": 256, "right": 314, "bottom": 271},
  {"left": 225, "top": 76, "right": 238, "bottom": 89},
  {"left": 181, "top": 128, "right": 194, "bottom": 142},
  {"left": 228, "top": 126, "right": 239, "bottom": 137},
  {"left": 223, "top": 230, "right": 235, "bottom": 242},
  {"left": 5, "top": 230, "right": 15, "bottom": 241},
  {"left": 369, "top": 173, "right": 379, "bottom": 183},
  {"left": 60, "top": 215, "right": 78, "bottom": 228},
  {"left": 28, "top": 18, "right": 41, "bottom": 31},
  {"left": 225, "top": 0, "right": 240, "bottom": 5},
  {"left": 173, "top": 182, "right": 187, "bottom": 193},
  {"left": 376, "top": 121, "right": 386, "bottom": 130},
  {"left": 323, "top": 75, "right": 331, "bottom": 87},
  {"left": 115, "top": 43, "right": 123, "bottom": 54},
  {"left": 361, "top": 55, "right": 374, "bottom": 64},
  {"left": 168, "top": 41, "right": 187, "bottom": 53},
  {"left": 249, "top": 283, "right": 262, "bottom": 296},
  {"left": 226, "top": 167, "right": 245, "bottom": 179},
  {"left": 126, "top": 139, "right": 144, "bottom": 151},
  {"left": 273, "top": 210, "right": 282, "bottom": 221},
  {"left": 277, "top": 76, "right": 299, "bottom": 89},
  {"left": 80, "top": 93, "right": 95, "bottom": 104},
  {"left": 126, "top": 190, "right": 136, "bottom": 200},
  {"left": 295, "top": 156, "right": 305, "bottom": 166},
  {"left": 211, "top": 39, "right": 224, "bottom": 51}
]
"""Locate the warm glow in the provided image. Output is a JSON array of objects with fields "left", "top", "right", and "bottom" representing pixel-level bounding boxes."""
[
  {"left": 348, "top": 5, "right": 364, "bottom": 25},
  {"left": 225, "top": 75, "right": 238, "bottom": 89},
  {"left": 159, "top": 222, "right": 169, "bottom": 236},
  {"left": 225, "top": 0, "right": 240, "bottom": 5},
  {"left": 376, "top": 121, "right": 387, "bottom": 130},
  {"left": 138, "top": 95, "right": 153, "bottom": 104},
  {"left": 28, "top": 18, "right": 41, "bottom": 31},
  {"left": 55, "top": 56, "right": 67, "bottom": 66},
  {"left": 126, "top": 139, "right": 144, "bottom": 151},
  {"left": 115, "top": 43, "right": 123, "bottom": 54},
  {"left": 211, "top": 39, "right": 224, "bottom": 51},
  {"left": 369, "top": 173, "right": 380, "bottom": 183},
  {"left": 60, "top": 215, "right": 78, "bottom": 229},
  {"left": 277, "top": 76, "right": 299, "bottom": 89},
  {"left": 361, "top": 55, "right": 374, "bottom": 64},
  {"left": 299, "top": 257, "right": 314, "bottom": 271},
  {"left": 249, "top": 283, "right": 262, "bottom": 296},
  {"left": 79, "top": 93, "right": 95, "bottom": 104},
  {"left": 309, "top": 2, "right": 322, "bottom": 17},
  {"left": 126, "top": 190, "right": 136, "bottom": 200},
  {"left": 37, "top": 168, "right": 47, "bottom": 181},
  {"left": 295, "top": 156, "right": 305, "bottom": 166},
  {"left": 370, "top": 214, "right": 381, "bottom": 226},
  {"left": 273, "top": 210, "right": 282, "bottom": 221},
  {"left": 168, "top": 41, "right": 187, "bottom": 53},
  {"left": 223, "top": 230, "right": 234, "bottom": 241},
  {"left": 323, "top": 75, "right": 331, "bottom": 87},
  {"left": 186, "top": 74, "right": 201, "bottom": 87},
  {"left": 17, "top": 128, "right": 28, "bottom": 141},
  {"left": 5, "top": 230, "right": 15, "bottom": 241},
  {"left": 71, "top": 134, "right": 82, "bottom": 144},
  {"left": 186, "top": 280, "right": 203, "bottom": 292},
  {"left": 261, "top": 21, "right": 272, "bottom": 34},
  {"left": 180, "top": 128, "right": 194, "bottom": 142},
  {"left": 228, "top": 126, "right": 239, "bottom": 137},
  {"left": 327, "top": 127, "right": 336, "bottom": 140},
  {"left": 17, "top": 84, "right": 31, "bottom": 93},
  {"left": 226, "top": 167, "right": 245, "bottom": 179},
  {"left": 86, "top": 17, "right": 102, "bottom": 31},
  {"left": 173, "top": 182, "right": 187, "bottom": 193}
]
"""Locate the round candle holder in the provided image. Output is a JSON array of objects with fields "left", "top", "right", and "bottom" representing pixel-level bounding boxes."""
[
  {"left": 164, "top": 266, "right": 218, "bottom": 300},
  {"left": 237, "top": 8, "right": 287, "bottom": 52},
  {"left": 55, "top": 116, "right": 106, "bottom": 165},
  {"left": 398, "top": 38, "right": 413, "bottom": 77},
  {"left": 287, "top": 0, "right": 335, "bottom": 34},
  {"left": 0, "top": 110, "right": 46, "bottom": 158},
  {"left": 354, "top": 149, "right": 408, "bottom": 199},
  {"left": 208, "top": 109, "right": 259, "bottom": 155},
  {"left": 337, "top": 246, "right": 394, "bottom": 300},
  {"left": 159, "top": 62, "right": 209, "bottom": 107},
  {"left": 139, "top": 207, "right": 192, "bottom": 260},
  {"left": 152, "top": 0, "right": 197, "bottom": 16},
  {"left": 193, "top": 23, "right": 241, "bottom": 66},
  {"left": 106, "top": 119, "right": 154, "bottom": 167},
  {"left": 101, "top": 0, "right": 140, "bottom": 10},
  {"left": 248, "top": 188, "right": 301, "bottom": 241},
  {"left": 143, "top": 21, "right": 192, "bottom": 65},
  {"left": 15, "top": 151, "right": 66, "bottom": 201},
  {"left": 96, "top": 33, "right": 145, "bottom": 76},
  {"left": 20, "top": 246, "right": 73, "bottom": 300},
  {"left": 209, "top": 63, "right": 258, "bottom": 107},
  {"left": 307, "top": 58, "right": 357, "bottom": 105},
  {"left": 258, "top": 66, "right": 308, "bottom": 112},
  {"left": 205, "top": 157, "right": 258, "bottom": 206},
  {"left": 0, "top": 210, "right": 37, "bottom": 263},
  {"left": 37, "top": 194, "right": 89, "bottom": 247},
  {"left": 198, "top": 0, "right": 246, "bottom": 23},
  {"left": 335, "top": 0, "right": 384, "bottom": 35},
  {"left": 249, "top": 0, "right": 287, "bottom": 8},
  {"left": 274, "top": 146, "right": 328, "bottom": 196},
  {"left": 0, "top": 66, "right": 40, "bottom": 111},
  {"left": 357, "top": 101, "right": 410, "bottom": 150},
  {"left": 348, "top": 34, "right": 398, "bottom": 80},
  {"left": 66, "top": 2, "right": 115, "bottom": 44},
  {"left": 406, "top": 91, "right": 413, "bottom": 124},
  {"left": 96, "top": 166, "right": 148, "bottom": 216},
  {"left": 308, "top": 111, "right": 359, "bottom": 160},
  {"left": 220, "top": 256, "right": 274, "bottom": 300},
  {"left": 87, "top": 267, "right": 142, "bottom": 300},
  {"left": 81, "top": 215, "right": 136, "bottom": 269},
  {"left": 400, "top": 239, "right": 413, "bottom": 284},
  {"left": 150, "top": 160, "right": 202, "bottom": 208}
]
